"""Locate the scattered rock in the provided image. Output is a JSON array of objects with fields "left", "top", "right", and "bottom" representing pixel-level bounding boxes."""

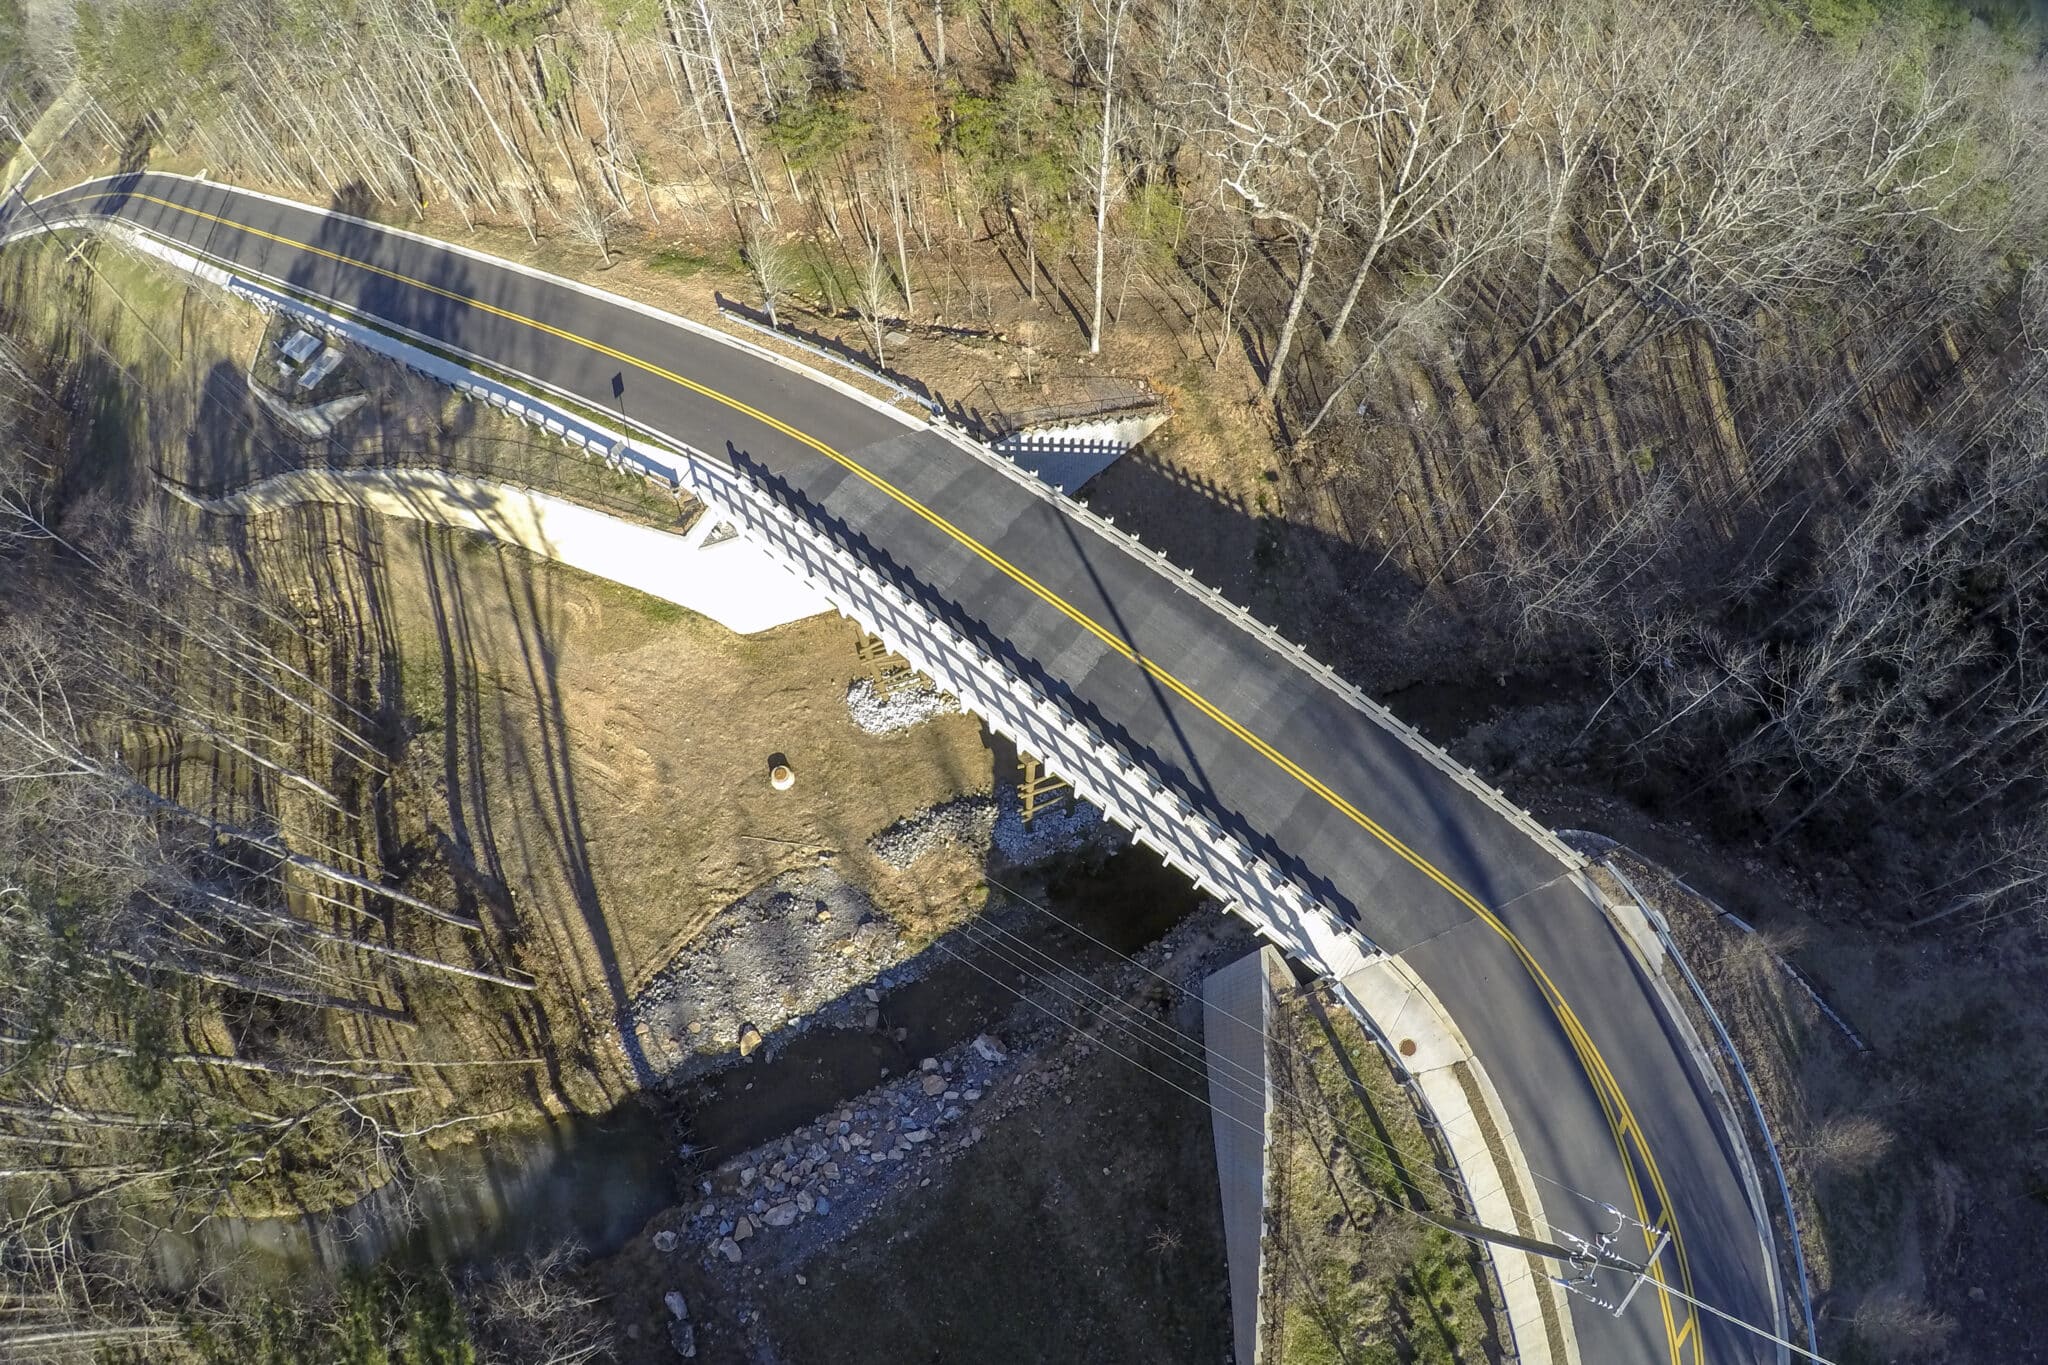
[
  {"left": 763, "top": 1202, "right": 800, "bottom": 1228},
  {"left": 903, "top": 1128, "right": 930, "bottom": 1144},
  {"left": 868, "top": 795, "right": 997, "bottom": 869},
  {"left": 972, "top": 1034, "right": 1008, "bottom": 1063},
  {"left": 738, "top": 1024, "right": 764, "bottom": 1058},
  {"left": 796, "top": 1191, "right": 815, "bottom": 1213},
  {"left": 632, "top": 866, "right": 913, "bottom": 1083},
  {"left": 670, "top": 1319, "right": 698, "bottom": 1358},
  {"left": 921, "top": 1073, "right": 948, "bottom": 1096},
  {"left": 919, "top": 1057, "right": 940, "bottom": 1073},
  {"left": 716, "top": 1238, "right": 743, "bottom": 1264},
  {"left": 664, "top": 1290, "right": 690, "bottom": 1321},
  {"left": 653, "top": 1230, "right": 679, "bottom": 1254},
  {"left": 732, "top": 1216, "right": 754, "bottom": 1242},
  {"left": 990, "top": 783, "right": 1110, "bottom": 863}
]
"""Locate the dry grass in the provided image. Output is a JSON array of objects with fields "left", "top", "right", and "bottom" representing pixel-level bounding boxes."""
[
  {"left": 1263, "top": 985, "right": 1497, "bottom": 1365},
  {"left": 0, "top": 219, "right": 1000, "bottom": 1198}
]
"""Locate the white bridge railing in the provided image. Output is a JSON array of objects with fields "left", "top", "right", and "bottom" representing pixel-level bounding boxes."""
[
  {"left": 36, "top": 212, "right": 1593, "bottom": 1365},
  {"left": 211, "top": 269, "right": 1383, "bottom": 985}
]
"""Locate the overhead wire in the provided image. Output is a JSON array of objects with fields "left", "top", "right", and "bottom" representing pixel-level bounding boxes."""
[
  {"left": 17, "top": 177, "right": 1833, "bottom": 1365},
  {"left": 946, "top": 907, "right": 1463, "bottom": 1217},
  {"left": 972, "top": 873, "right": 1576, "bottom": 1203},
  {"left": 957, "top": 874, "right": 1842, "bottom": 1363}
]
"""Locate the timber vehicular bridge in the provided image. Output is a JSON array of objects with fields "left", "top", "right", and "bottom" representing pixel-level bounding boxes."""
[{"left": 5, "top": 170, "right": 1792, "bottom": 1365}]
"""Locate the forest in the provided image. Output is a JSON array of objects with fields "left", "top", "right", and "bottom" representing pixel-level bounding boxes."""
[{"left": 3, "top": 0, "right": 2048, "bottom": 1358}]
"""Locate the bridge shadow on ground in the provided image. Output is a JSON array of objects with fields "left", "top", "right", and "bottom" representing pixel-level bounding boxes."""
[{"left": 721, "top": 437, "right": 1567, "bottom": 949}]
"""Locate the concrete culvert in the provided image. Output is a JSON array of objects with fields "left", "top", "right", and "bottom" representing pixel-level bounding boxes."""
[{"left": 768, "top": 753, "right": 796, "bottom": 791}]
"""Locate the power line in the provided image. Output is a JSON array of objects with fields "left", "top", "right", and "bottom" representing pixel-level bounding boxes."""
[
  {"left": 975, "top": 872, "right": 1590, "bottom": 1204},
  {"left": 918, "top": 926, "right": 1653, "bottom": 1302},
  {"left": 962, "top": 875, "right": 1839, "bottom": 1362},
  {"left": 945, "top": 910, "right": 1458, "bottom": 1217},
  {"left": 952, "top": 904, "right": 1613, "bottom": 1257}
]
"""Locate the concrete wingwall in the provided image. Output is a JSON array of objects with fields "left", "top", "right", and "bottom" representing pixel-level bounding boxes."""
[{"left": 1202, "top": 947, "right": 1284, "bottom": 1365}]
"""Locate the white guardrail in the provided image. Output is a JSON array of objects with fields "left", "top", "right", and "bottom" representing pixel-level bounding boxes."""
[
  {"left": 913, "top": 389, "right": 1591, "bottom": 878},
  {"left": 24, "top": 189, "right": 1583, "bottom": 882},
  {"left": 1591, "top": 848, "right": 1817, "bottom": 1363}
]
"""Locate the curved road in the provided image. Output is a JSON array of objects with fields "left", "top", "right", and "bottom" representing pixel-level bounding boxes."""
[{"left": 9, "top": 172, "right": 1778, "bottom": 1364}]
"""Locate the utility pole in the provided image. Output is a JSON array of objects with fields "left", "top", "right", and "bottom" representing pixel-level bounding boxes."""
[{"left": 1443, "top": 1202, "right": 1843, "bottom": 1365}]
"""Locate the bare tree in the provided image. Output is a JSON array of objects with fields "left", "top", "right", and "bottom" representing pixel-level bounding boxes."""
[
  {"left": 744, "top": 220, "right": 799, "bottom": 327},
  {"left": 1076, "top": 0, "right": 1132, "bottom": 355}
]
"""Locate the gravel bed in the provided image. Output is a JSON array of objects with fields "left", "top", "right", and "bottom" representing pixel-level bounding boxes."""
[
  {"left": 844, "top": 675, "right": 960, "bottom": 733},
  {"left": 867, "top": 794, "right": 997, "bottom": 869},
  {"left": 631, "top": 866, "right": 912, "bottom": 1082},
  {"left": 990, "top": 782, "right": 1113, "bottom": 864},
  {"left": 648, "top": 907, "right": 1251, "bottom": 1301}
]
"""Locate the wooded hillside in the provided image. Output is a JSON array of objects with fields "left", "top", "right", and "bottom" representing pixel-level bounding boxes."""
[{"left": 14, "top": 0, "right": 2048, "bottom": 936}]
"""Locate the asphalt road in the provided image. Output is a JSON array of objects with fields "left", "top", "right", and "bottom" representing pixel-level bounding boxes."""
[{"left": 18, "top": 171, "right": 1779, "bottom": 1364}]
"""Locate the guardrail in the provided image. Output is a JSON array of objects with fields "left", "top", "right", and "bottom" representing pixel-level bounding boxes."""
[
  {"left": 59, "top": 209, "right": 1581, "bottom": 1365},
  {"left": 715, "top": 304, "right": 938, "bottom": 416},
  {"left": 909, "top": 398, "right": 1590, "bottom": 878},
  {"left": 37, "top": 195, "right": 1582, "bottom": 885},
  {"left": 1599, "top": 856, "right": 1817, "bottom": 1363},
  {"left": 710, "top": 293, "right": 1582, "bottom": 886}
]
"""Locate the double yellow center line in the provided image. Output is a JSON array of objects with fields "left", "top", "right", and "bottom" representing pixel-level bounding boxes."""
[{"left": 73, "top": 180, "right": 1705, "bottom": 1362}]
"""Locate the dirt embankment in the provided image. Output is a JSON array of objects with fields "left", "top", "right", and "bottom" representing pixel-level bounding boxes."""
[{"left": 1552, "top": 804, "right": 2048, "bottom": 1365}]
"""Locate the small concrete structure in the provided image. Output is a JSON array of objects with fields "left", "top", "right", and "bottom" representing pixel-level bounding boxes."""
[
  {"left": 279, "top": 328, "right": 322, "bottom": 364},
  {"left": 295, "top": 344, "right": 345, "bottom": 390},
  {"left": 1202, "top": 946, "right": 1286, "bottom": 1365},
  {"left": 993, "top": 411, "right": 1168, "bottom": 494}
]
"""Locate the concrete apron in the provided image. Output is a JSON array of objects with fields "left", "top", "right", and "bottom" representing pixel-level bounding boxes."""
[{"left": 165, "top": 467, "right": 831, "bottom": 635}]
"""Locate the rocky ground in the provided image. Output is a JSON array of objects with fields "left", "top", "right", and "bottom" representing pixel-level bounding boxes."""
[
  {"left": 602, "top": 904, "right": 1254, "bottom": 1362},
  {"left": 632, "top": 738, "right": 1121, "bottom": 1088},
  {"left": 843, "top": 674, "right": 961, "bottom": 734},
  {"left": 630, "top": 864, "right": 909, "bottom": 1081}
]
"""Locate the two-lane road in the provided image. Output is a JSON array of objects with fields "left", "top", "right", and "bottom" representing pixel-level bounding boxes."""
[{"left": 15, "top": 171, "right": 1781, "bottom": 1363}]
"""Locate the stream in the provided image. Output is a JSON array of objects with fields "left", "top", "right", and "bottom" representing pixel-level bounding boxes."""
[{"left": 126, "top": 846, "right": 1205, "bottom": 1289}]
